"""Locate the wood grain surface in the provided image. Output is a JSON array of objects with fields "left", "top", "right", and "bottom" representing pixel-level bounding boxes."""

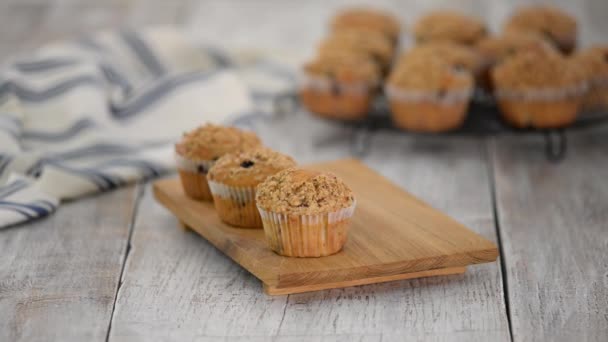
[
  {"left": 491, "top": 128, "right": 608, "bottom": 342},
  {"left": 1, "top": 0, "right": 607, "bottom": 341},
  {"left": 0, "top": 186, "right": 140, "bottom": 341}
]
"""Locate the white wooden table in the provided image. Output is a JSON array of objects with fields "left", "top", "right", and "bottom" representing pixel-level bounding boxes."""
[{"left": 1, "top": 1, "right": 607, "bottom": 341}]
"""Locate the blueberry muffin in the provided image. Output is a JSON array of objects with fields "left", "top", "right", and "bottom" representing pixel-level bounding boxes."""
[
  {"left": 386, "top": 55, "right": 474, "bottom": 132},
  {"left": 504, "top": 5, "right": 577, "bottom": 54},
  {"left": 300, "top": 54, "right": 381, "bottom": 121},
  {"left": 492, "top": 50, "right": 587, "bottom": 128},
  {"left": 207, "top": 147, "right": 296, "bottom": 228},
  {"left": 256, "top": 168, "right": 356, "bottom": 257},
  {"left": 400, "top": 42, "right": 484, "bottom": 78},
  {"left": 175, "top": 124, "right": 261, "bottom": 201}
]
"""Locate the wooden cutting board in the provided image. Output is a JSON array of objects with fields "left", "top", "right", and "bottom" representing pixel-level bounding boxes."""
[{"left": 153, "top": 159, "right": 498, "bottom": 295}]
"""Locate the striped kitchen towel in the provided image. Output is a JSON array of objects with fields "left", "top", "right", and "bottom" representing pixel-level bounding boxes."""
[{"left": 0, "top": 27, "right": 297, "bottom": 228}]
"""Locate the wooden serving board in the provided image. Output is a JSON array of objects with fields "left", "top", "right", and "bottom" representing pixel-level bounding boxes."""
[{"left": 153, "top": 159, "right": 498, "bottom": 295}]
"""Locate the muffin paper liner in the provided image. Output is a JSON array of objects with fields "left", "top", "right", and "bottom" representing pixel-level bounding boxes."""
[
  {"left": 385, "top": 85, "right": 473, "bottom": 105},
  {"left": 208, "top": 180, "right": 261, "bottom": 228},
  {"left": 299, "top": 74, "right": 378, "bottom": 95},
  {"left": 494, "top": 82, "right": 589, "bottom": 101},
  {"left": 257, "top": 201, "right": 357, "bottom": 257},
  {"left": 174, "top": 153, "right": 215, "bottom": 174}
]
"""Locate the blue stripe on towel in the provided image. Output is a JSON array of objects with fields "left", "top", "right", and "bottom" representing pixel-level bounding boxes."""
[
  {"left": 120, "top": 30, "right": 166, "bottom": 77},
  {"left": 110, "top": 70, "right": 221, "bottom": 118},
  {"left": 22, "top": 118, "right": 96, "bottom": 142},
  {"left": 0, "top": 180, "right": 27, "bottom": 199},
  {"left": 14, "top": 57, "right": 79, "bottom": 73},
  {"left": 0, "top": 202, "right": 35, "bottom": 219},
  {"left": 0, "top": 75, "right": 103, "bottom": 102}
]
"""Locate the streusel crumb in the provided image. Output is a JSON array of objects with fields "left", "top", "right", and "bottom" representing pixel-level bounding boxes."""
[
  {"left": 492, "top": 49, "right": 586, "bottom": 90},
  {"left": 388, "top": 55, "right": 473, "bottom": 91},
  {"left": 207, "top": 147, "right": 296, "bottom": 186},
  {"left": 175, "top": 124, "right": 261, "bottom": 161},
  {"left": 256, "top": 168, "right": 355, "bottom": 215}
]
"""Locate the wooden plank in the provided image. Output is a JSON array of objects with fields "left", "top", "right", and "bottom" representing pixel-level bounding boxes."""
[
  {"left": 491, "top": 128, "right": 608, "bottom": 342},
  {"left": 153, "top": 159, "right": 497, "bottom": 294},
  {"left": 0, "top": 186, "right": 139, "bottom": 341}
]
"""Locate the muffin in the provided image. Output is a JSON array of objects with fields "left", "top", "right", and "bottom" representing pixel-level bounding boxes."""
[
  {"left": 413, "top": 10, "right": 487, "bottom": 46},
  {"left": 331, "top": 7, "right": 401, "bottom": 45},
  {"left": 175, "top": 124, "right": 261, "bottom": 201},
  {"left": 300, "top": 54, "right": 381, "bottom": 121},
  {"left": 256, "top": 168, "right": 356, "bottom": 257},
  {"left": 492, "top": 50, "right": 587, "bottom": 128},
  {"left": 475, "top": 32, "right": 557, "bottom": 89},
  {"left": 207, "top": 148, "right": 296, "bottom": 228},
  {"left": 399, "top": 42, "right": 484, "bottom": 78},
  {"left": 574, "top": 46, "right": 608, "bottom": 111},
  {"left": 504, "top": 5, "right": 577, "bottom": 54},
  {"left": 386, "top": 55, "right": 474, "bottom": 132},
  {"left": 319, "top": 28, "right": 395, "bottom": 72}
]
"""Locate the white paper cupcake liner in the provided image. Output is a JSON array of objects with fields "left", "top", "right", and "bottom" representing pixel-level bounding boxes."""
[
  {"left": 174, "top": 153, "right": 215, "bottom": 174},
  {"left": 299, "top": 74, "right": 378, "bottom": 95},
  {"left": 207, "top": 180, "right": 256, "bottom": 202},
  {"left": 385, "top": 84, "right": 473, "bottom": 105},
  {"left": 257, "top": 201, "right": 357, "bottom": 257},
  {"left": 494, "top": 82, "right": 589, "bottom": 101}
]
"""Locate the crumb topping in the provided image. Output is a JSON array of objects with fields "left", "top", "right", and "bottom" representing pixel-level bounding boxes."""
[
  {"left": 574, "top": 46, "right": 608, "bottom": 81},
  {"left": 492, "top": 50, "right": 586, "bottom": 90},
  {"left": 400, "top": 42, "right": 483, "bottom": 74},
  {"left": 207, "top": 147, "right": 296, "bottom": 186},
  {"left": 319, "top": 28, "right": 394, "bottom": 66},
  {"left": 476, "top": 32, "right": 557, "bottom": 64},
  {"left": 304, "top": 54, "right": 381, "bottom": 84},
  {"left": 504, "top": 6, "right": 577, "bottom": 45},
  {"left": 331, "top": 7, "right": 401, "bottom": 40},
  {"left": 256, "top": 168, "right": 355, "bottom": 215},
  {"left": 175, "top": 123, "right": 261, "bottom": 161},
  {"left": 414, "top": 10, "right": 486, "bottom": 45},
  {"left": 388, "top": 55, "right": 473, "bottom": 91}
]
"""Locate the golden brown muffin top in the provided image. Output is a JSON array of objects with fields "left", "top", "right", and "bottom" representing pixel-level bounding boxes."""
[
  {"left": 331, "top": 7, "right": 401, "bottom": 41},
  {"left": 304, "top": 54, "right": 381, "bottom": 84},
  {"left": 319, "top": 28, "right": 394, "bottom": 65},
  {"left": 504, "top": 6, "right": 577, "bottom": 46},
  {"left": 492, "top": 50, "right": 586, "bottom": 90},
  {"left": 207, "top": 147, "right": 296, "bottom": 187},
  {"left": 413, "top": 10, "right": 486, "bottom": 45},
  {"left": 256, "top": 168, "right": 355, "bottom": 215},
  {"left": 388, "top": 55, "right": 473, "bottom": 92},
  {"left": 175, "top": 124, "right": 261, "bottom": 161},
  {"left": 400, "top": 42, "right": 483, "bottom": 74},
  {"left": 476, "top": 32, "right": 557, "bottom": 65},
  {"left": 574, "top": 46, "right": 608, "bottom": 81}
]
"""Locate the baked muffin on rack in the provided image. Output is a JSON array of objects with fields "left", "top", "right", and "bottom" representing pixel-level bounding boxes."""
[
  {"left": 256, "top": 168, "right": 356, "bottom": 257},
  {"left": 175, "top": 124, "right": 261, "bottom": 201},
  {"left": 413, "top": 10, "right": 486, "bottom": 46},
  {"left": 331, "top": 7, "right": 401, "bottom": 45},
  {"left": 492, "top": 50, "right": 587, "bottom": 128},
  {"left": 299, "top": 53, "right": 381, "bottom": 121},
  {"left": 318, "top": 28, "right": 395, "bottom": 73},
  {"left": 399, "top": 42, "right": 484, "bottom": 79},
  {"left": 574, "top": 46, "right": 608, "bottom": 111},
  {"left": 504, "top": 5, "right": 577, "bottom": 54},
  {"left": 475, "top": 32, "right": 557, "bottom": 89},
  {"left": 207, "top": 147, "right": 296, "bottom": 228},
  {"left": 386, "top": 55, "right": 474, "bottom": 132}
]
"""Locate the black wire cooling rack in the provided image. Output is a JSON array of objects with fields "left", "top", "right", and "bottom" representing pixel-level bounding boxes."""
[{"left": 273, "top": 90, "right": 608, "bottom": 162}]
